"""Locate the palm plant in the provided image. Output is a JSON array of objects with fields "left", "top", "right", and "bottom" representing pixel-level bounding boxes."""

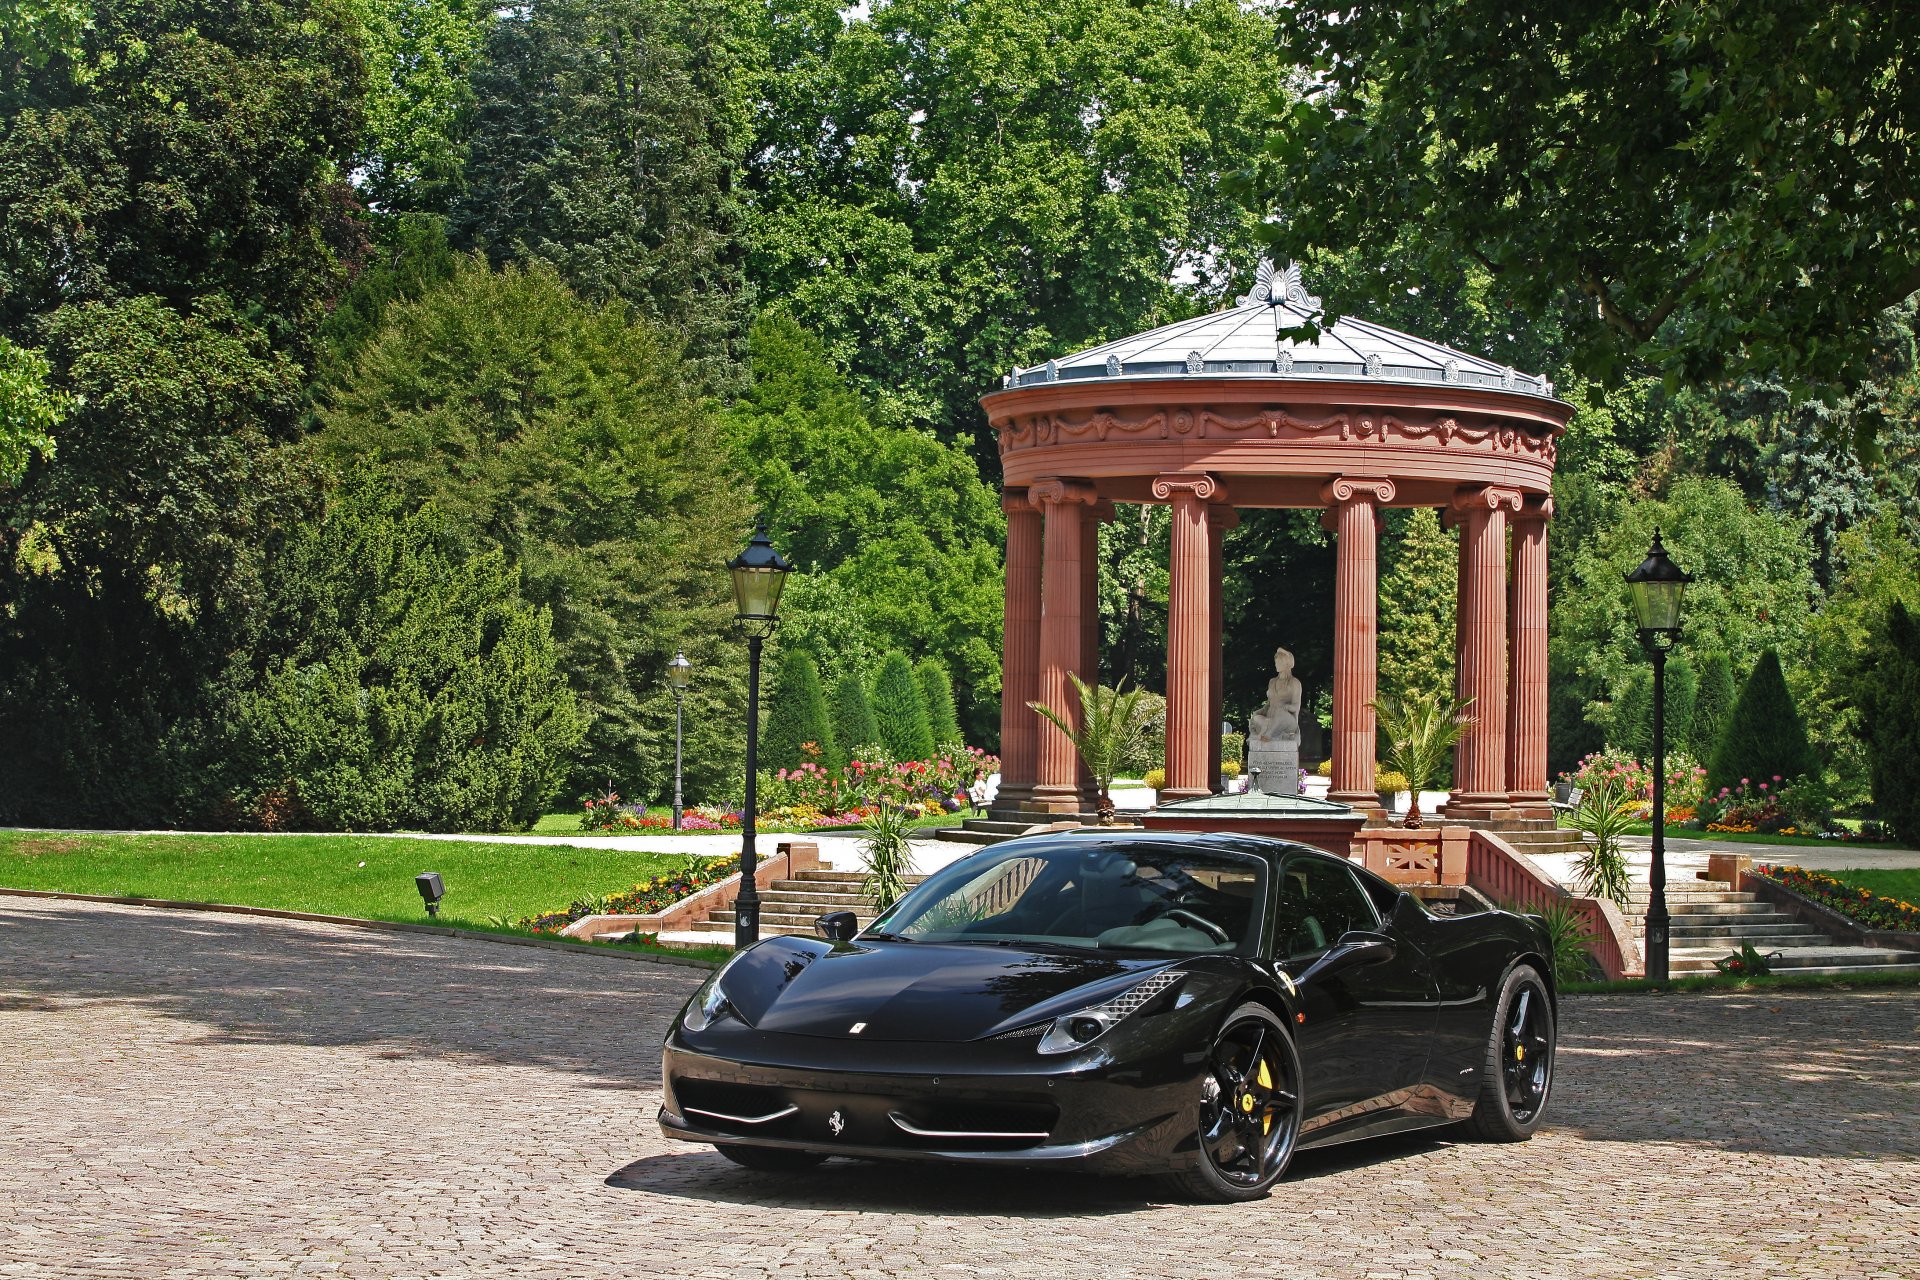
[
  {"left": 1570, "top": 773, "right": 1637, "bottom": 906},
  {"left": 1030, "top": 674, "right": 1158, "bottom": 821},
  {"left": 1368, "top": 692, "right": 1475, "bottom": 828},
  {"left": 858, "top": 801, "right": 916, "bottom": 912}
]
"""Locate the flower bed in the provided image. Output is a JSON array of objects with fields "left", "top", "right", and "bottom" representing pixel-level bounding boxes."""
[
  {"left": 516, "top": 859, "right": 735, "bottom": 934},
  {"left": 1753, "top": 864, "right": 1920, "bottom": 934},
  {"left": 1561, "top": 748, "right": 1705, "bottom": 822}
]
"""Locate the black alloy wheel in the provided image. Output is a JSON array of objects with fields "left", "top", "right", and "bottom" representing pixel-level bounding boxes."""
[
  {"left": 716, "top": 1144, "right": 827, "bottom": 1172},
  {"left": 1166, "top": 1002, "right": 1303, "bottom": 1202},
  {"left": 1464, "top": 963, "right": 1555, "bottom": 1141}
]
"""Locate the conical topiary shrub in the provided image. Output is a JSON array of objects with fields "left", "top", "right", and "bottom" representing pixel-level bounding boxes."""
[
  {"left": 871, "top": 650, "right": 937, "bottom": 762},
  {"left": 831, "top": 669, "right": 879, "bottom": 760},
  {"left": 763, "top": 649, "right": 838, "bottom": 771},
  {"left": 1864, "top": 602, "right": 1920, "bottom": 843},
  {"left": 1689, "top": 650, "right": 1737, "bottom": 761},
  {"left": 914, "top": 656, "right": 961, "bottom": 745},
  {"left": 1705, "top": 649, "right": 1818, "bottom": 798}
]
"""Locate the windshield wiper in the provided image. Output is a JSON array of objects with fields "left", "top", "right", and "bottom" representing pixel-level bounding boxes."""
[{"left": 861, "top": 930, "right": 913, "bottom": 943}]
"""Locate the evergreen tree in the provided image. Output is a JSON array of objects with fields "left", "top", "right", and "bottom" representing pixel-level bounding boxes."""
[
  {"left": 831, "top": 669, "right": 879, "bottom": 759},
  {"left": 1603, "top": 655, "right": 1696, "bottom": 764},
  {"left": 870, "top": 651, "right": 936, "bottom": 762},
  {"left": 1863, "top": 602, "right": 1920, "bottom": 843},
  {"left": 1377, "top": 508, "right": 1456, "bottom": 707},
  {"left": 1706, "top": 650, "right": 1819, "bottom": 797},
  {"left": 914, "top": 657, "right": 962, "bottom": 746},
  {"left": 763, "top": 649, "right": 838, "bottom": 772},
  {"left": 1689, "top": 651, "right": 1738, "bottom": 762}
]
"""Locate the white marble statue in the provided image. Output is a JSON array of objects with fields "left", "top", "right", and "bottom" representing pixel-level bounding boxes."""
[{"left": 1247, "top": 646, "right": 1302, "bottom": 795}]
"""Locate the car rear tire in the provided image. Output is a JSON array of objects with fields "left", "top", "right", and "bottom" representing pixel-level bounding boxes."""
[
  {"left": 715, "top": 1144, "right": 827, "bottom": 1172},
  {"left": 1462, "top": 963, "right": 1555, "bottom": 1142},
  {"left": 1164, "top": 1002, "right": 1303, "bottom": 1203}
]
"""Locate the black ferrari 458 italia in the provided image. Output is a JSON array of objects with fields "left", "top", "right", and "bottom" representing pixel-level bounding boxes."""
[{"left": 658, "top": 830, "right": 1557, "bottom": 1201}]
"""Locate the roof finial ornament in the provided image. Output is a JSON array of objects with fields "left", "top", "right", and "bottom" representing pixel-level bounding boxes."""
[{"left": 1271, "top": 260, "right": 1321, "bottom": 311}]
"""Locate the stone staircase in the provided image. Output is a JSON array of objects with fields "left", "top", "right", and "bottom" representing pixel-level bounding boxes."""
[
  {"left": 1623, "top": 880, "right": 1920, "bottom": 976},
  {"left": 691, "top": 870, "right": 926, "bottom": 941},
  {"left": 933, "top": 813, "right": 1105, "bottom": 846},
  {"left": 1442, "top": 813, "right": 1586, "bottom": 861}
]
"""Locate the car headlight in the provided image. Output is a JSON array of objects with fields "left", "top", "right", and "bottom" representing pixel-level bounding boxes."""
[
  {"left": 1036, "top": 970, "right": 1183, "bottom": 1055},
  {"left": 681, "top": 952, "right": 747, "bottom": 1033}
]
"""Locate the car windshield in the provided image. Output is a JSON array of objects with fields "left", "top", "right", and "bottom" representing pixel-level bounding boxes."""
[{"left": 868, "top": 841, "right": 1264, "bottom": 955}]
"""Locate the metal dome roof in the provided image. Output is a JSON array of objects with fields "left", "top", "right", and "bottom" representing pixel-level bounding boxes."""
[{"left": 1003, "top": 261, "right": 1556, "bottom": 400}]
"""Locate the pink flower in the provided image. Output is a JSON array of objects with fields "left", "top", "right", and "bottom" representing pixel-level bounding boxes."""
[{"left": 1742, "top": 777, "right": 1750, "bottom": 785}]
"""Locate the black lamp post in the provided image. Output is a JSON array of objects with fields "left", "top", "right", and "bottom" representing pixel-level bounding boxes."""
[
  {"left": 668, "top": 650, "right": 692, "bottom": 831},
  {"left": 727, "top": 521, "right": 792, "bottom": 950},
  {"left": 1624, "top": 530, "right": 1693, "bottom": 984}
]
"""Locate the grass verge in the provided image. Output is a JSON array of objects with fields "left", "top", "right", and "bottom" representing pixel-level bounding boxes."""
[
  {"left": 1563, "top": 969, "right": 1920, "bottom": 996},
  {"left": 0, "top": 830, "right": 693, "bottom": 934},
  {"left": 1825, "top": 868, "right": 1920, "bottom": 904}
]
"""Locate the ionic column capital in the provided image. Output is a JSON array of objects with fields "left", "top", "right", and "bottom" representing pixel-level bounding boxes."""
[
  {"left": 1150, "top": 472, "right": 1225, "bottom": 505},
  {"left": 1028, "top": 478, "right": 1100, "bottom": 510},
  {"left": 1449, "top": 485, "right": 1525, "bottom": 515},
  {"left": 1512, "top": 494, "right": 1555, "bottom": 524},
  {"left": 1001, "top": 488, "right": 1033, "bottom": 517},
  {"left": 1319, "top": 476, "right": 1397, "bottom": 507}
]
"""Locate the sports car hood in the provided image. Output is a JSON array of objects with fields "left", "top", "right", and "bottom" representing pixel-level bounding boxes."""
[{"left": 720, "top": 936, "right": 1176, "bottom": 1042}]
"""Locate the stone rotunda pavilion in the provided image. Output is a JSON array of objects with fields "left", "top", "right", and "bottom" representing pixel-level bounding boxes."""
[{"left": 979, "top": 262, "right": 1572, "bottom": 823}]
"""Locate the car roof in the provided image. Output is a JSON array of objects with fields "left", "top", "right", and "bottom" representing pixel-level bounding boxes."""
[{"left": 988, "top": 827, "right": 1335, "bottom": 868}]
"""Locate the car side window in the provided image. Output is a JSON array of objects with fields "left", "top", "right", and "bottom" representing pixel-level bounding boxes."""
[{"left": 1274, "top": 856, "right": 1381, "bottom": 961}]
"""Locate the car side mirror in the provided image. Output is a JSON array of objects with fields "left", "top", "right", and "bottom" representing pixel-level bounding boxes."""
[
  {"left": 815, "top": 910, "right": 859, "bottom": 943},
  {"left": 1295, "top": 930, "right": 1396, "bottom": 987}
]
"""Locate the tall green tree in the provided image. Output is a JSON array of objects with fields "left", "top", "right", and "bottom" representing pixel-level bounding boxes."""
[
  {"left": 456, "top": 0, "right": 750, "bottom": 391},
  {"left": 1245, "top": 1, "right": 1920, "bottom": 411},
  {"left": 1602, "top": 656, "right": 1697, "bottom": 765},
  {"left": 1689, "top": 652, "right": 1738, "bottom": 766},
  {"left": 870, "top": 650, "right": 936, "bottom": 763},
  {"left": 831, "top": 668, "right": 879, "bottom": 760},
  {"left": 313, "top": 257, "right": 750, "bottom": 801},
  {"left": 914, "top": 657, "right": 961, "bottom": 747},
  {"left": 1863, "top": 603, "right": 1920, "bottom": 843},
  {"left": 192, "top": 474, "right": 583, "bottom": 831},
  {"left": 742, "top": 0, "right": 1282, "bottom": 440},
  {"left": 1377, "top": 508, "right": 1456, "bottom": 709},
  {"left": 722, "top": 316, "right": 1004, "bottom": 737},
  {"left": 350, "top": 0, "right": 493, "bottom": 214},
  {"left": 763, "top": 648, "right": 838, "bottom": 773},
  {"left": 1706, "top": 651, "right": 1819, "bottom": 799},
  {"left": 0, "top": 335, "right": 66, "bottom": 484}
]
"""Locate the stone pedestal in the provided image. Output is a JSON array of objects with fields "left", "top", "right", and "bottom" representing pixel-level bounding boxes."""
[{"left": 1247, "top": 743, "right": 1300, "bottom": 795}]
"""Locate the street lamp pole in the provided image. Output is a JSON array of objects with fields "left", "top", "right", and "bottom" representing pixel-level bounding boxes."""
[
  {"left": 1625, "top": 531, "right": 1692, "bottom": 985},
  {"left": 668, "top": 651, "right": 692, "bottom": 831},
  {"left": 727, "top": 522, "right": 792, "bottom": 952}
]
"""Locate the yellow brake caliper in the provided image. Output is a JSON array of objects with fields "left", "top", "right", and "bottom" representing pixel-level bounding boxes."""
[{"left": 1255, "top": 1058, "right": 1275, "bottom": 1134}]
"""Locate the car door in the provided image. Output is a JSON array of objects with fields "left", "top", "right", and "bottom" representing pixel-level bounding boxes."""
[{"left": 1274, "top": 853, "right": 1440, "bottom": 1132}]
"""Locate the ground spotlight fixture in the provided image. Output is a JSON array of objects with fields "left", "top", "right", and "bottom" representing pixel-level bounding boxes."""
[{"left": 415, "top": 872, "right": 445, "bottom": 917}]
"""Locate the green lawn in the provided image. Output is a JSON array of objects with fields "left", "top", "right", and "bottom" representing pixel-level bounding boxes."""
[
  {"left": 0, "top": 830, "right": 694, "bottom": 931},
  {"left": 1831, "top": 868, "right": 1920, "bottom": 903},
  {"left": 526, "top": 808, "right": 961, "bottom": 836}
]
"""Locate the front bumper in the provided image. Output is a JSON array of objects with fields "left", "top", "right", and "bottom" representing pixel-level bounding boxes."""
[{"left": 659, "top": 1031, "right": 1202, "bottom": 1176}]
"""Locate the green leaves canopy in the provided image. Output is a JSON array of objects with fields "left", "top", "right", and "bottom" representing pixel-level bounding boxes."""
[{"left": 1246, "top": 2, "right": 1920, "bottom": 401}]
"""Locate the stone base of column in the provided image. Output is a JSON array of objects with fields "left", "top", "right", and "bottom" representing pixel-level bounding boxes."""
[
  {"left": 992, "top": 782, "right": 1034, "bottom": 812},
  {"left": 1026, "top": 784, "right": 1090, "bottom": 814},
  {"left": 1505, "top": 790, "right": 1554, "bottom": 821},
  {"left": 1328, "top": 790, "right": 1387, "bottom": 820},
  {"left": 1443, "top": 793, "right": 1515, "bottom": 821}
]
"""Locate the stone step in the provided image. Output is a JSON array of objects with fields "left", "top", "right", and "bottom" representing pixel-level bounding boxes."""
[
  {"left": 1637, "top": 913, "right": 1805, "bottom": 934},
  {"left": 788, "top": 869, "right": 925, "bottom": 885},
  {"left": 932, "top": 827, "right": 1004, "bottom": 846},
  {"left": 962, "top": 819, "right": 1047, "bottom": 835},
  {"left": 1669, "top": 945, "right": 1920, "bottom": 970},
  {"left": 1666, "top": 931, "right": 1832, "bottom": 951},
  {"left": 756, "top": 893, "right": 873, "bottom": 912},
  {"left": 1667, "top": 920, "right": 1825, "bottom": 939},
  {"left": 703, "top": 909, "right": 875, "bottom": 929},
  {"left": 1626, "top": 891, "right": 1758, "bottom": 905}
]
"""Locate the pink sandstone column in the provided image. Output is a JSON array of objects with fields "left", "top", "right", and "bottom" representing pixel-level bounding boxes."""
[
  {"left": 1506, "top": 496, "right": 1553, "bottom": 813},
  {"left": 1208, "top": 505, "right": 1240, "bottom": 792},
  {"left": 997, "top": 489, "right": 1042, "bottom": 812},
  {"left": 1323, "top": 478, "right": 1395, "bottom": 816},
  {"left": 1447, "top": 486, "right": 1523, "bottom": 818},
  {"left": 1076, "top": 501, "right": 1113, "bottom": 808},
  {"left": 1154, "top": 473, "right": 1224, "bottom": 801},
  {"left": 1029, "top": 479, "right": 1099, "bottom": 813}
]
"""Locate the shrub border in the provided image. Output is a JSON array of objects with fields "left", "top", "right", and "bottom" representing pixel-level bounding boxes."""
[{"left": 0, "top": 887, "right": 720, "bottom": 968}]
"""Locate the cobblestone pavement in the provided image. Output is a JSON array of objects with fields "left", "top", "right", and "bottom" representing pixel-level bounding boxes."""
[{"left": 3, "top": 899, "right": 1916, "bottom": 1280}]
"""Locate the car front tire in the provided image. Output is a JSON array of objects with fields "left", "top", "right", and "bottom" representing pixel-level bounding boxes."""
[
  {"left": 1164, "top": 1001, "right": 1303, "bottom": 1203},
  {"left": 1463, "top": 963, "right": 1555, "bottom": 1142}
]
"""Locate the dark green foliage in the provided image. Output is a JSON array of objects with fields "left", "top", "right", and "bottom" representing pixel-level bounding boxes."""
[
  {"left": 830, "top": 669, "right": 879, "bottom": 759},
  {"left": 312, "top": 257, "right": 751, "bottom": 801},
  {"left": 0, "top": 0, "right": 367, "bottom": 363},
  {"left": 193, "top": 475, "right": 584, "bottom": 831},
  {"left": 722, "top": 317, "right": 1004, "bottom": 741},
  {"left": 764, "top": 649, "right": 838, "bottom": 772},
  {"left": 914, "top": 658, "right": 961, "bottom": 747},
  {"left": 1603, "top": 655, "right": 1697, "bottom": 763},
  {"left": 455, "top": 0, "right": 749, "bottom": 392},
  {"left": 318, "top": 213, "right": 459, "bottom": 368},
  {"left": 1706, "top": 651, "right": 1819, "bottom": 799},
  {"left": 0, "top": 297, "right": 310, "bottom": 825},
  {"left": 1690, "top": 652, "right": 1738, "bottom": 765},
  {"left": 1863, "top": 604, "right": 1920, "bottom": 842},
  {"left": 870, "top": 651, "right": 935, "bottom": 763}
]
